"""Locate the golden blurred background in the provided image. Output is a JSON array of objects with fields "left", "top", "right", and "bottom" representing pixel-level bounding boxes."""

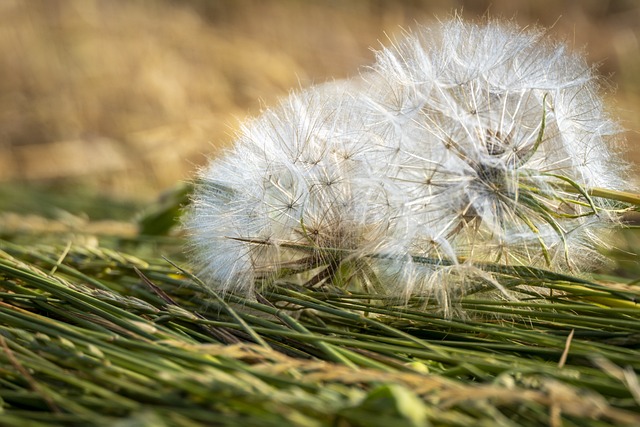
[{"left": 0, "top": 0, "right": 639, "bottom": 208}]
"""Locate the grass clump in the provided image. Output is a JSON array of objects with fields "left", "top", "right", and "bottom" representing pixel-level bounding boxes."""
[{"left": 0, "top": 223, "right": 639, "bottom": 426}]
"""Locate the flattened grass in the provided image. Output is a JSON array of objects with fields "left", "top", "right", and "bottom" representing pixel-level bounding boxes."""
[{"left": 0, "top": 225, "right": 639, "bottom": 426}]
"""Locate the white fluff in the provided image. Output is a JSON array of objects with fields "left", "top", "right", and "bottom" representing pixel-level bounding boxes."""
[{"left": 185, "top": 19, "right": 628, "bottom": 307}]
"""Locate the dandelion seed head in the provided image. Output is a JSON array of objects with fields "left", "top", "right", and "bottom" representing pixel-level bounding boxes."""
[
  {"left": 186, "top": 17, "right": 630, "bottom": 311},
  {"left": 185, "top": 81, "right": 401, "bottom": 295},
  {"left": 365, "top": 18, "right": 627, "bottom": 269}
]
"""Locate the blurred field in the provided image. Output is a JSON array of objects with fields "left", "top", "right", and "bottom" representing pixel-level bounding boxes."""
[{"left": 0, "top": 0, "right": 639, "bottom": 204}]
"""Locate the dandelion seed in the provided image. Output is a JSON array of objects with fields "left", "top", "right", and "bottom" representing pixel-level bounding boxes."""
[
  {"left": 186, "top": 18, "right": 631, "bottom": 311},
  {"left": 186, "top": 82, "right": 411, "bottom": 295},
  {"left": 364, "top": 18, "right": 628, "bottom": 274}
]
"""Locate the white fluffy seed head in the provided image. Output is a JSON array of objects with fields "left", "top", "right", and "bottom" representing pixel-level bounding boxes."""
[
  {"left": 363, "top": 18, "right": 628, "bottom": 271},
  {"left": 185, "top": 18, "right": 630, "bottom": 310},
  {"left": 185, "top": 81, "right": 412, "bottom": 295}
]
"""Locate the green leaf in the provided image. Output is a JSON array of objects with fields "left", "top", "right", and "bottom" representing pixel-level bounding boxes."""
[{"left": 339, "top": 384, "right": 430, "bottom": 427}]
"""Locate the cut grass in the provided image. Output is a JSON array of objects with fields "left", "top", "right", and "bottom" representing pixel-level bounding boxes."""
[{"left": 0, "top": 230, "right": 639, "bottom": 426}]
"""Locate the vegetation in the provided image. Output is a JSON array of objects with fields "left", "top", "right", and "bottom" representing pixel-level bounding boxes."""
[
  {"left": 1, "top": 188, "right": 640, "bottom": 426},
  {"left": 1, "top": 2, "right": 640, "bottom": 426}
]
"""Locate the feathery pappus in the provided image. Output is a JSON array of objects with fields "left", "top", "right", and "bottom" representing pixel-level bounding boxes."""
[{"left": 185, "top": 18, "right": 630, "bottom": 312}]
